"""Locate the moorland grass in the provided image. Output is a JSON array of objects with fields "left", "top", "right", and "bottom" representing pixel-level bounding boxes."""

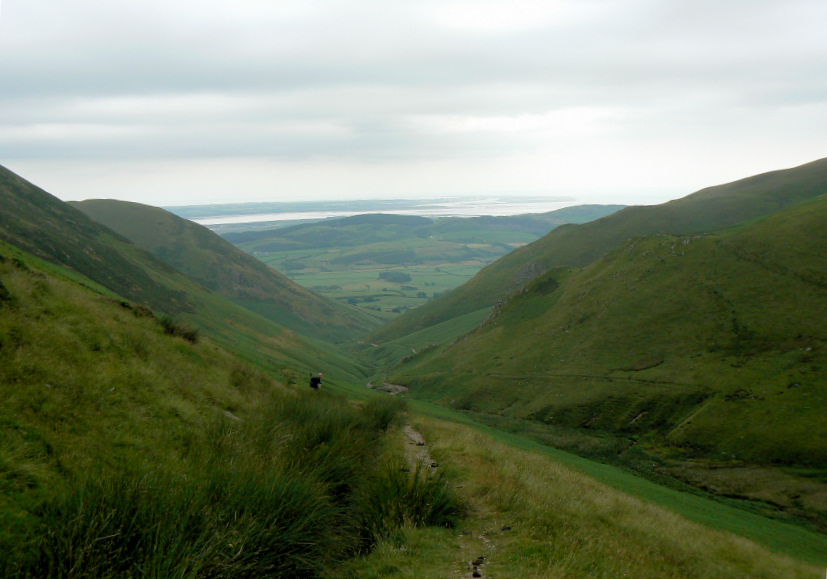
[
  {"left": 345, "top": 414, "right": 822, "bottom": 578},
  {"left": 389, "top": 196, "right": 827, "bottom": 521},
  {"left": 2, "top": 393, "right": 463, "bottom": 578},
  {"left": 403, "top": 399, "right": 827, "bottom": 566}
]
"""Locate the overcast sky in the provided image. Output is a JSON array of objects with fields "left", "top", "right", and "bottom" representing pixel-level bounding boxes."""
[{"left": 1, "top": 0, "right": 825, "bottom": 207}]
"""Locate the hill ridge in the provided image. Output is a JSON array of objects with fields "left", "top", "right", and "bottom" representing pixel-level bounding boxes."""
[
  {"left": 389, "top": 192, "right": 827, "bottom": 523},
  {"left": 371, "top": 157, "right": 827, "bottom": 344},
  {"left": 71, "top": 198, "right": 380, "bottom": 343}
]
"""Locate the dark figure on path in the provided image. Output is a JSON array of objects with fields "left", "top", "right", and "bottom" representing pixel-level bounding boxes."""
[{"left": 310, "top": 372, "right": 322, "bottom": 390}]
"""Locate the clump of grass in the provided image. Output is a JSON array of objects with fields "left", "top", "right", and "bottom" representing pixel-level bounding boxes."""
[
  {"left": 360, "top": 396, "right": 407, "bottom": 432},
  {"left": 158, "top": 314, "right": 199, "bottom": 343},
  {"left": 14, "top": 467, "right": 338, "bottom": 579},
  {"left": 0, "top": 277, "right": 11, "bottom": 303},
  {"left": 355, "top": 459, "right": 463, "bottom": 549}
]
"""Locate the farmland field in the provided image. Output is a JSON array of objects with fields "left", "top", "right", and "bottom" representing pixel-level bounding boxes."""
[
  {"left": 226, "top": 207, "right": 623, "bottom": 319},
  {"left": 259, "top": 250, "right": 494, "bottom": 320}
]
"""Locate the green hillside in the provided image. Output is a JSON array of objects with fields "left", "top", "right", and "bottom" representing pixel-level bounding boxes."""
[
  {"left": 373, "top": 157, "right": 827, "bottom": 344},
  {"left": 0, "top": 240, "right": 465, "bottom": 576},
  {"left": 390, "top": 193, "right": 827, "bottom": 524},
  {"left": 71, "top": 199, "right": 380, "bottom": 344},
  {"left": 0, "top": 165, "right": 367, "bottom": 383}
]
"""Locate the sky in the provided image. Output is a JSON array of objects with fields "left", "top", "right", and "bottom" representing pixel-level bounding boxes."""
[{"left": 1, "top": 0, "right": 825, "bottom": 208}]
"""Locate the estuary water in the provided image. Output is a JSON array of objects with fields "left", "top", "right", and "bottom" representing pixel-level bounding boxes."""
[{"left": 190, "top": 196, "right": 576, "bottom": 227}]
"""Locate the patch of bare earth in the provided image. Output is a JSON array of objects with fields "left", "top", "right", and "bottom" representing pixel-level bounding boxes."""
[
  {"left": 403, "top": 424, "right": 437, "bottom": 473},
  {"left": 368, "top": 382, "right": 409, "bottom": 395}
]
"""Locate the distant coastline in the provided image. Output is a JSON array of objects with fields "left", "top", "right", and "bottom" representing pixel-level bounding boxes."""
[{"left": 167, "top": 196, "right": 578, "bottom": 228}]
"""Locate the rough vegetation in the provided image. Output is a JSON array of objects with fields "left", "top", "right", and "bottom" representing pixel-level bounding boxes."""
[{"left": 0, "top": 246, "right": 459, "bottom": 576}]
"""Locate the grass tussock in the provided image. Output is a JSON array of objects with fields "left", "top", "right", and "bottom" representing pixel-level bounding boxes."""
[
  {"left": 356, "top": 460, "right": 462, "bottom": 544},
  {"left": 159, "top": 314, "right": 199, "bottom": 344}
]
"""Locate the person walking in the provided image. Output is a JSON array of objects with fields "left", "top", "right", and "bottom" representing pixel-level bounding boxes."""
[{"left": 310, "top": 372, "right": 322, "bottom": 390}]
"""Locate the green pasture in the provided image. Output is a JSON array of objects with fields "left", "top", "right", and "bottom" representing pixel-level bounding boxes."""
[{"left": 282, "top": 264, "right": 487, "bottom": 319}]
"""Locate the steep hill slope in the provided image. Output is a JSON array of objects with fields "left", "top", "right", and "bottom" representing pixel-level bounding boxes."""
[
  {"left": 0, "top": 166, "right": 191, "bottom": 314},
  {"left": 0, "top": 165, "right": 367, "bottom": 383},
  {"left": 71, "top": 199, "right": 379, "bottom": 343},
  {"left": 0, "top": 241, "right": 451, "bottom": 576},
  {"left": 373, "top": 157, "right": 827, "bottom": 344},
  {"left": 391, "top": 194, "right": 827, "bottom": 521}
]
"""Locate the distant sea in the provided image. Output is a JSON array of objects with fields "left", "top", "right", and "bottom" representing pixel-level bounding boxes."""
[{"left": 182, "top": 196, "right": 576, "bottom": 228}]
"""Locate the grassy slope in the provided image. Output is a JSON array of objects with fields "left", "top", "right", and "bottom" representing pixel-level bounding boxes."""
[
  {"left": 344, "top": 412, "right": 824, "bottom": 577},
  {"left": 356, "top": 308, "right": 491, "bottom": 371},
  {"left": 0, "top": 245, "right": 460, "bottom": 575},
  {"left": 1, "top": 242, "right": 822, "bottom": 576},
  {"left": 0, "top": 165, "right": 367, "bottom": 384},
  {"left": 0, "top": 240, "right": 282, "bottom": 479},
  {"left": 71, "top": 199, "right": 380, "bottom": 344},
  {"left": 373, "top": 157, "right": 827, "bottom": 344},
  {"left": 0, "top": 166, "right": 192, "bottom": 315},
  {"left": 0, "top": 241, "right": 290, "bottom": 532},
  {"left": 390, "top": 194, "right": 827, "bottom": 516}
]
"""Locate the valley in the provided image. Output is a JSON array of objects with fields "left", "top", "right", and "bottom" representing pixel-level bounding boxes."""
[
  {"left": 1, "top": 159, "right": 827, "bottom": 576},
  {"left": 216, "top": 207, "right": 622, "bottom": 321}
]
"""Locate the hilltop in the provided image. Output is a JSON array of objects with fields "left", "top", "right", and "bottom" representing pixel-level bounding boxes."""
[
  {"left": 372, "top": 157, "right": 827, "bottom": 345},
  {"left": 71, "top": 199, "right": 380, "bottom": 344}
]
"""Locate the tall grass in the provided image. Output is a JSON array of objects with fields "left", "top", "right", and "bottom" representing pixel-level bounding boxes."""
[
  {"left": 355, "top": 460, "right": 462, "bottom": 546},
  {"left": 0, "top": 246, "right": 463, "bottom": 576},
  {"left": 1, "top": 394, "right": 463, "bottom": 578},
  {"left": 159, "top": 314, "right": 199, "bottom": 344}
]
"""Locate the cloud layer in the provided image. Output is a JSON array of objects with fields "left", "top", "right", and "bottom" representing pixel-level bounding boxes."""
[{"left": 1, "top": 0, "right": 825, "bottom": 205}]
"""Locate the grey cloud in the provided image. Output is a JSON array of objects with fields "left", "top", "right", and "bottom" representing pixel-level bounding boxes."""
[{"left": 0, "top": 0, "right": 824, "bottom": 200}]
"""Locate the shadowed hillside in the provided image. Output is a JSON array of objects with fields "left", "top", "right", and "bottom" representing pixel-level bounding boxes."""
[
  {"left": 71, "top": 199, "right": 380, "bottom": 343},
  {"left": 373, "top": 157, "right": 827, "bottom": 344},
  {"left": 390, "top": 193, "right": 827, "bottom": 524},
  {"left": 0, "top": 166, "right": 192, "bottom": 315}
]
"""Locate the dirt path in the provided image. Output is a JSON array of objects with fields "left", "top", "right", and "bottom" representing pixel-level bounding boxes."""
[
  {"left": 402, "top": 424, "right": 494, "bottom": 578},
  {"left": 402, "top": 424, "right": 437, "bottom": 473}
]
